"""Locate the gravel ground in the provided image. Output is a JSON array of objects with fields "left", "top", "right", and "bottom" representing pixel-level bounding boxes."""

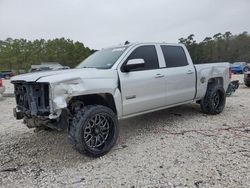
[{"left": 0, "top": 75, "right": 249, "bottom": 188}]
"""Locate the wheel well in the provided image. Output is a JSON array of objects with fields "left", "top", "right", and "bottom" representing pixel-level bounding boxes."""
[
  {"left": 69, "top": 93, "right": 117, "bottom": 114},
  {"left": 208, "top": 77, "right": 224, "bottom": 87}
]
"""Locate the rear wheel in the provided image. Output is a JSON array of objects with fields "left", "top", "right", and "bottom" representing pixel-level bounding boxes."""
[
  {"left": 200, "top": 84, "right": 226, "bottom": 115},
  {"left": 68, "top": 105, "right": 119, "bottom": 157}
]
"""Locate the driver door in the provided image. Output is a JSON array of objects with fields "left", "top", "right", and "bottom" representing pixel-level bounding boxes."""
[{"left": 118, "top": 45, "right": 167, "bottom": 116}]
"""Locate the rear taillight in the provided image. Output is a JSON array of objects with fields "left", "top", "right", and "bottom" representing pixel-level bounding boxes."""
[
  {"left": 229, "top": 66, "right": 232, "bottom": 80},
  {"left": 0, "top": 79, "right": 3, "bottom": 87}
]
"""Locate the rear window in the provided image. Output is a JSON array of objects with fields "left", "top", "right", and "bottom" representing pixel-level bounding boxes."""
[{"left": 161, "top": 46, "right": 188, "bottom": 68}]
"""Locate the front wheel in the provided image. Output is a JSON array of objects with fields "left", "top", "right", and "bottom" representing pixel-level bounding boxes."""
[
  {"left": 200, "top": 84, "right": 226, "bottom": 115},
  {"left": 68, "top": 105, "right": 119, "bottom": 157}
]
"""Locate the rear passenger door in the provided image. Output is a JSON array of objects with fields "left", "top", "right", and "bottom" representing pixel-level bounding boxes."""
[
  {"left": 118, "top": 45, "right": 167, "bottom": 116},
  {"left": 160, "top": 45, "right": 196, "bottom": 106}
]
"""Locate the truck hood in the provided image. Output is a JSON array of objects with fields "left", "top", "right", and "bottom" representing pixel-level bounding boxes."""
[{"left": 11, "top": 68, "right": 118, "bottom": 83}]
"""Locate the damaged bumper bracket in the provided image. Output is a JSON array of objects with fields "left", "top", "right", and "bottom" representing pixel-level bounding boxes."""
[{"left": 13, "top": 108, "right": 24, "bottom": 120}]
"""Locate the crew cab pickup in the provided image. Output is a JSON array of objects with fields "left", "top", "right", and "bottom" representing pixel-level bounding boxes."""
[{"left": 11, "top": 43, "right": 231, "bottom": 157}]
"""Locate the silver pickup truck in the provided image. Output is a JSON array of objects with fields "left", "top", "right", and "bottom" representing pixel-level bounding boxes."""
[{"left": 11, "top": 43, "right": 231, "bottom": 157}]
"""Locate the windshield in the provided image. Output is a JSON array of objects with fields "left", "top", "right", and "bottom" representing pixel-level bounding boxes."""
[{"left": 77, "top": 46, "right": 128, "bottom": 69}]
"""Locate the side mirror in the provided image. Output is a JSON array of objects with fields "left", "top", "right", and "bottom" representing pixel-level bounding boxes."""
[{"left": 122, "top": 59, "right": 145, "bottom": 72}]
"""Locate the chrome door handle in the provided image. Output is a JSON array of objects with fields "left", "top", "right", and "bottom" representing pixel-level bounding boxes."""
[
  {"left": 187, "top": 70, "right": 194, "bottom": 74},
  {"left": 155, "top": 74, "right": 164, "bottom": 78}
]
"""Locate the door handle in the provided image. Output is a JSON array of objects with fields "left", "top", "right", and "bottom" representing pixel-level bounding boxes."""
[
  {"left": 155, "top": 74, "right": 164, "bottom": 78},
  {"left": 187, "top": 70, "right": 194, "bottom": 74}
]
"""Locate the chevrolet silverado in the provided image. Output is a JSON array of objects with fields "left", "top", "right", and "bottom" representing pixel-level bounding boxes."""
[{"left": 11, "top": 43, "right": 231, "bottom": 157}]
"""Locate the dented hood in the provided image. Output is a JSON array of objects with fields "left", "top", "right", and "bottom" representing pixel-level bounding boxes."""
[{"left": 11, "top": 68, "right": 118, "bottom": 83}]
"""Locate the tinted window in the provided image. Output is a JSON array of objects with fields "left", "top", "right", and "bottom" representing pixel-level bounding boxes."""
[
  {"left": 161, "top": 46, "right": 188, "bottom": 68},
  {"left": 125, "top": 45, "right": 159, "bottom": 71}
]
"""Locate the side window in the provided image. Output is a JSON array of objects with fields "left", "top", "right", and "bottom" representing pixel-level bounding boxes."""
[
  {"left": 125, "top": 45, "right": 159, "bottom": 71},
  {"left": 161, "top": 46, "right": 188, "bottom": 68}
]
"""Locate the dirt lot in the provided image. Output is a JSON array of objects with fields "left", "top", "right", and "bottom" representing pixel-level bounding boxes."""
[{"left": 0, "top": 75, "right": 249, "bottom": 188}]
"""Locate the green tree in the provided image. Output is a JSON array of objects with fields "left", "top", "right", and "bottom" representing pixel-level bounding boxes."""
[
  {"left": 179, "top": 31, "right": 250, "bottom": 64},
  {"left": 0, "top": 38, "right": 94, "bottom": 72}
]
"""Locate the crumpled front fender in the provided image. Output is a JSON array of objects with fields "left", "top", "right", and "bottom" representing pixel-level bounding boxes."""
[
  {"left": 48, "top": 78, "right": 120, "bottom": 119},
  {"left": 52, "top": 79, "right": 86, "bottom": 110}
]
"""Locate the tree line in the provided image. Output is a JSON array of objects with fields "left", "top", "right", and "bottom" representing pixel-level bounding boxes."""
[
  {"left": 179, "top": 31, "right": 250, "bottom": 64},
  {"left": 0, "top": 38, "right": 94, "bottom": 71},
  {"left": 0, "top": 32, "right": 250, "bottom": 72}
]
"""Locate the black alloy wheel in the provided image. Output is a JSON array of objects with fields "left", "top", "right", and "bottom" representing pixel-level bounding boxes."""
[{"left": 68, "top": 105, "right": 119, "bottom": 157}]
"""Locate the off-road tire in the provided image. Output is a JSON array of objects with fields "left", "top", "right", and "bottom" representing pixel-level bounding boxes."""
[
  {"left": 68, "top": 105, "right": 119, "bottom": 157},
  {"left": 200, "top": 84, "right": 226, "bottom": 115},
  {"left": 245, "top": 82, "right": 250, "bottom": 87}
]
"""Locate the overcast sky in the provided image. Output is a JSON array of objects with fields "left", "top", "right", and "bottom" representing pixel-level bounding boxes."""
[{"left": 0, "top": 0, "right": 250, "bottom": 49}]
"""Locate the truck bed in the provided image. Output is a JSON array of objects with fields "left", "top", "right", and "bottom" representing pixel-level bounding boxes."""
[{"left": 194, "top": 62, "right": 231, "bottom": 100}]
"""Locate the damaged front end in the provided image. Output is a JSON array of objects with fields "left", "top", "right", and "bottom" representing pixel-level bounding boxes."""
[
  {"left": 12, "top": 81, "right": 68, "bottom": 130},
  {"left": 14, "top": 82, "right": 50, "bottom": 117}
]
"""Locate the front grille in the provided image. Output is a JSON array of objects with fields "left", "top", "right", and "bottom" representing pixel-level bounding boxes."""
[{"left": 14, "top": 82, "right": 50, "bottom": 116}]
